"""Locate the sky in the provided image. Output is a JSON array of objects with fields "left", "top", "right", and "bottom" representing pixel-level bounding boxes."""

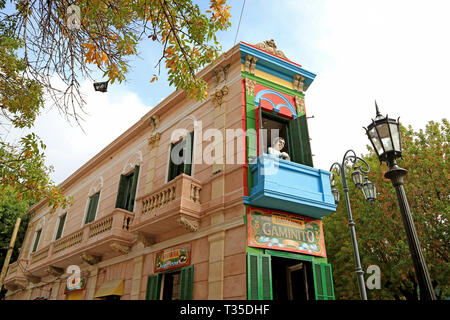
[{"left": 4, "top": 0, "right": 450, "bottom": 184}]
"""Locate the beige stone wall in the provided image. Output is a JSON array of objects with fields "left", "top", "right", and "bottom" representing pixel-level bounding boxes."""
[{"left": 7, "top": 45, "right": 248, "bottom": 300}]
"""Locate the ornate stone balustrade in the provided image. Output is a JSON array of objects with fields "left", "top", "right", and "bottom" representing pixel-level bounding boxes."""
[
  {"left": 131, "top": 174, "right": 203, "bottom": 238},
  {"left": 53, "top": 230, "right": 83, "bottom": 254},
  {"left": 25, "top": 208, "right": 135, "bottom": 277}
]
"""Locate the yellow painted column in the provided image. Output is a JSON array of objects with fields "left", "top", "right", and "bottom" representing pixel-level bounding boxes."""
[
  {"left": 130, "top": 255, "right": 144, "bottom": 300},
  {"left": 85, "top": 265, "right": 99, "bottom": 300},
  {"left": 207, "top": 229, "right": 225, "bottom": 300}
]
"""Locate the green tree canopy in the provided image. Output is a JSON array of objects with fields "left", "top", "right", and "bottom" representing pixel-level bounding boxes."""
[
  {"left": 0, "top": 0, "right": 231, "bottom": 209},
  {"left": 324, "top": 119, "right": 449, "bottom": 300}
]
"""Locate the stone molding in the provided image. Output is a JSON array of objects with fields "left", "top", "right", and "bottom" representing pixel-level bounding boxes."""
[
  {"left": 212, "top": 86, "right": 229, "bottom": 108},
  {"left": 244, "top": 55, "right": 258, "bottom": 74},
  {"left": 110, "top": 242, "right": 131, "bottom": 255},
  {"left": 80, "top": 253, "right": 102, "bottom": 265},
  {"left": 253, "top": 39, "right": 288, "bottom": 60},
  {"left": 245, "top": 78, "right": 256, "bottom": 96}
]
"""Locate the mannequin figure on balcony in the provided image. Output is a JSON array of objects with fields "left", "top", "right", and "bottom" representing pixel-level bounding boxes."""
[{"left": 268, "top": 137, "right": 290, "bottom": 161}]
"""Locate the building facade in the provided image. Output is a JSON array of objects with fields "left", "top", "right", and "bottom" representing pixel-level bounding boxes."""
[{"left": 3, "top": 40, "right": 337, "bottom": 300}]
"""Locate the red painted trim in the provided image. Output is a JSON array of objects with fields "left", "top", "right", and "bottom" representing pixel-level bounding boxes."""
[
  {"left": 303, "top": 97, "right": 308, "bottom": 116},
  {"left": 242, "top": 79, "right": 248, "bottom": 196},
  {"left": 240, "top": 41, "right": 303, "bottom": 68}
]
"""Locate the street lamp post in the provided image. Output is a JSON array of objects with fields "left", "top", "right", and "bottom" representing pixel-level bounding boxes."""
[
  {"left": 364, "top": 102, "right": 436, "bottom": 300},
  {"left": 329, "top": 149, "right": 376, "bottom": 300}
]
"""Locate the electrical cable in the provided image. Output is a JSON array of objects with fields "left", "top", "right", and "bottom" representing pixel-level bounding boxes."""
[{"left": 233, "top": 0, "right": 246, "bottom": 47}]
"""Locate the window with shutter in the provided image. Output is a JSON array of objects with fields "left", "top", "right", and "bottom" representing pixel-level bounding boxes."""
[
  {"left": 312, "top": 262, "right": 335, "bottom": 300},
  {"left": 247, "top": 253, "right": 273, "bottom": 300},
  {"left": 145, "top": 274, "right": 162, "bottom": 300},
  {"left": 179, "top": 265, "right": 194, "bottom": 300},
  {"left": 286, "top": 115, "right": 313, "bottom": 167},
  {"left": 168, "top": 132, "right": 194, "bottom": 181},
  {"left": 85, "top": 192, "right": 100, "bottom": 224},
  {"left": 115, "top": 165, "right": 140, "bottom": 212},
  {"left": 32, "top": 229, "right": 42, "bottom": 253},
  {"left": 55, "top": 213, "right": 66, "bottom": 240}
]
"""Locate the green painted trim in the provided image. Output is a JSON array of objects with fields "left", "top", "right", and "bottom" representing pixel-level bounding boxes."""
[
  {"left": 242, "top": 71, "right": 305, "bottom": 98},
  {"left": 265, "top": 249, "right": 327, "bottom": 264}
]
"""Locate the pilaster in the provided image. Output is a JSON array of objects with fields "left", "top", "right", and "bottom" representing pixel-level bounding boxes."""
[{"left": 130, "top": 255, "right": 144, "bottom": 300}]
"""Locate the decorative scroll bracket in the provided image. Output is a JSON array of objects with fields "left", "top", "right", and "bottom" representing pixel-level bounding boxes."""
[
  {"left": 177, "top": 215, "right": 199, "bottom": 232},
  {"left": 46, "top": 266, "right": 65, "bottom": 277},
  {"left": 80, "top": 253, "right": 102, "bottom": 265},
  {"left": 110, "top": 242, "right": 131, "bottom": 255}
]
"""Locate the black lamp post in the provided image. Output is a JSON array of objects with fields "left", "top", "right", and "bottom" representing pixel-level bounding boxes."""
[
  {"left": 330, "top": 150, "right": 376, "bottom": 300},
  {"left": 364, "top": 102, "right": 436, "bottom": 300}
]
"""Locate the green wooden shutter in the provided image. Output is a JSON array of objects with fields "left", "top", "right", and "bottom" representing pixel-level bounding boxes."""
[
  {"left": 115, "top": 174, "right": 128, "bottom": 208},
  {"left": 85, "top": 196, "right": 95, "bottom": 224},
  {"left": 313, "top": 262, "right": 335, "bottom": 300},
  {"left": 127, "top": 165, "right": 140, "bottom": 212},
  {"left": 261, "top": 255, "right": 272, "bottom": 299},
  {"left": 322, "top": 263, "right": 335, "bottom": 300},
  {"left": 287, "top": 115, "right": 313, "bottom": 167},
  {"left": 183, "top": 131, "right": 194, "bottom": 176},
  {"left": 55, "top": 213, "right": 66, "bottom": 240},
  {"left": 32, "top": 229, "right": 41, "bottom": 252},
  {"left": 168, "top": 143, "right": 179, "bottom": 182},
  {"left": 146, "top": 274, "right": 162, "bottom": 300},
  {"left": 247, "top": 253, "right": 273, "bottom": 300},
  {"left": 179, "top": 265, "right": 194, "bottom": 300},
  {"left": 85, "top": 192, "right": 99, "bottom": 224}
]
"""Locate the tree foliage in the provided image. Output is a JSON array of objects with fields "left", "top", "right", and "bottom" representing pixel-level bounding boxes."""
[
  {"left": 4, "top": 0, "right": 231, "bottom": 124},
  {"left": 0, "top": 185, "right": 31, "bottom": 299},
  {"left": 0, "top": 0, "right": 230, "bottom": 209},
  {"left": 324, "top": 119, "right": 449, "bottom": 300},
  {"left": 1, "top": 7, "right": 69, "bottom": 209}
]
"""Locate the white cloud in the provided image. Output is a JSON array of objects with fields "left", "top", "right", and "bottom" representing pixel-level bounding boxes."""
[
  {"left": 30, "top": 80, "right": 150, "bottom": 184},
  {"left": 283, "top": 0, "right": 450, "bottom": 170}
]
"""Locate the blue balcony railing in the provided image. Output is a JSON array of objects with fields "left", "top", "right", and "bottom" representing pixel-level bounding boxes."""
[{"left": 244, "top": 154, "right": 337, "bottom": 219}]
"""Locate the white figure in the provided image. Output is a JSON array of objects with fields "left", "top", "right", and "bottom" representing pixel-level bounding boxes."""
[{"left": 268, "top": 137, "right": 290, "bottom": 161}]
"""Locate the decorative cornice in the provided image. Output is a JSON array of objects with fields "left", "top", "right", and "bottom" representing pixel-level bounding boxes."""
[
  {"left": 245, "top": 78, "right": 256, "bottom": 96},
  {"left": 110, "top": 242, "right": 131, "bottom": 255},
  {"left": 244, "top": 55, "right": 258, "bottom": 74},
  {"left": 25, "top": 274, "right": 41, "bottom": 284},
  {"left": 148, "top": 132, "right": 161, "bottom": 147},
  {"left": 80, "top": 253, "right": 102, "bottom": 265},
  {"left": 46, "top": 266, "right": 65, "bottom": 277},
  {"left": 148, "top": 115, "right": 160, "bottom": 132},
  {"left": 253, "top": 39, "right": 288, "bottom": 60},
  {"left": 212, "top": 86, "right": 229, "bottom": 108},
  {"left": 211, "top": 64, "right": 230, "bottom": 87},
  {"left": 293, "top": 74, "right": 305, "bottom": 92},
  {"left": 135, "top": 232, "right": 155, "bottom": 247},
  {"left": 177, "top": 215, "right": 199, "bottom": 232},
  {"left": 294, "top": 95, "right": 305, "bottom": 115},
  {"left": 240, "top": 42, "right": 316, "bottom": 90}
]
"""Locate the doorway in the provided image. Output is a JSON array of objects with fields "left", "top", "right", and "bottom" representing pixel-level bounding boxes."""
[{"left": 271, "top": 257, "right": 315, "bottom": 300}]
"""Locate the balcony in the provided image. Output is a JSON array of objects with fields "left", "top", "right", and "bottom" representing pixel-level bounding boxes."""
[
  {"left": 244, "top": 154, "right": 337, "bottom": 219},
  {"left": 130, "top": 174, "right": 202, "bottom": 240},
  {"left": 3, "top": 259, "right": 29, "bottom": 291},
  {"left": 26, "top": 208, "right": 135, "bottom": 277}
]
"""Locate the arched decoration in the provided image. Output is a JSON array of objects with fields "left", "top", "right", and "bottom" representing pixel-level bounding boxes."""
[
  {"left": 122, "top": 150, "right": 143, "bottom": 174},
  {"left": 254, "top": 89, "right": 298, "bottom": 119},
  {"left": 171, "top": 115, "right": 197, "bottom": 143},
  {"left": 88, "top": 177, "right": 104, "bottom": 197}
]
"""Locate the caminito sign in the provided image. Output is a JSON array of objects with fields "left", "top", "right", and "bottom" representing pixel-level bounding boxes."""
[
  {"left": 154, "top": 245, "right": 191, "bottom": 273},
  {"left": 247, "top": 208, "right": 326, "bottom": 257}
]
